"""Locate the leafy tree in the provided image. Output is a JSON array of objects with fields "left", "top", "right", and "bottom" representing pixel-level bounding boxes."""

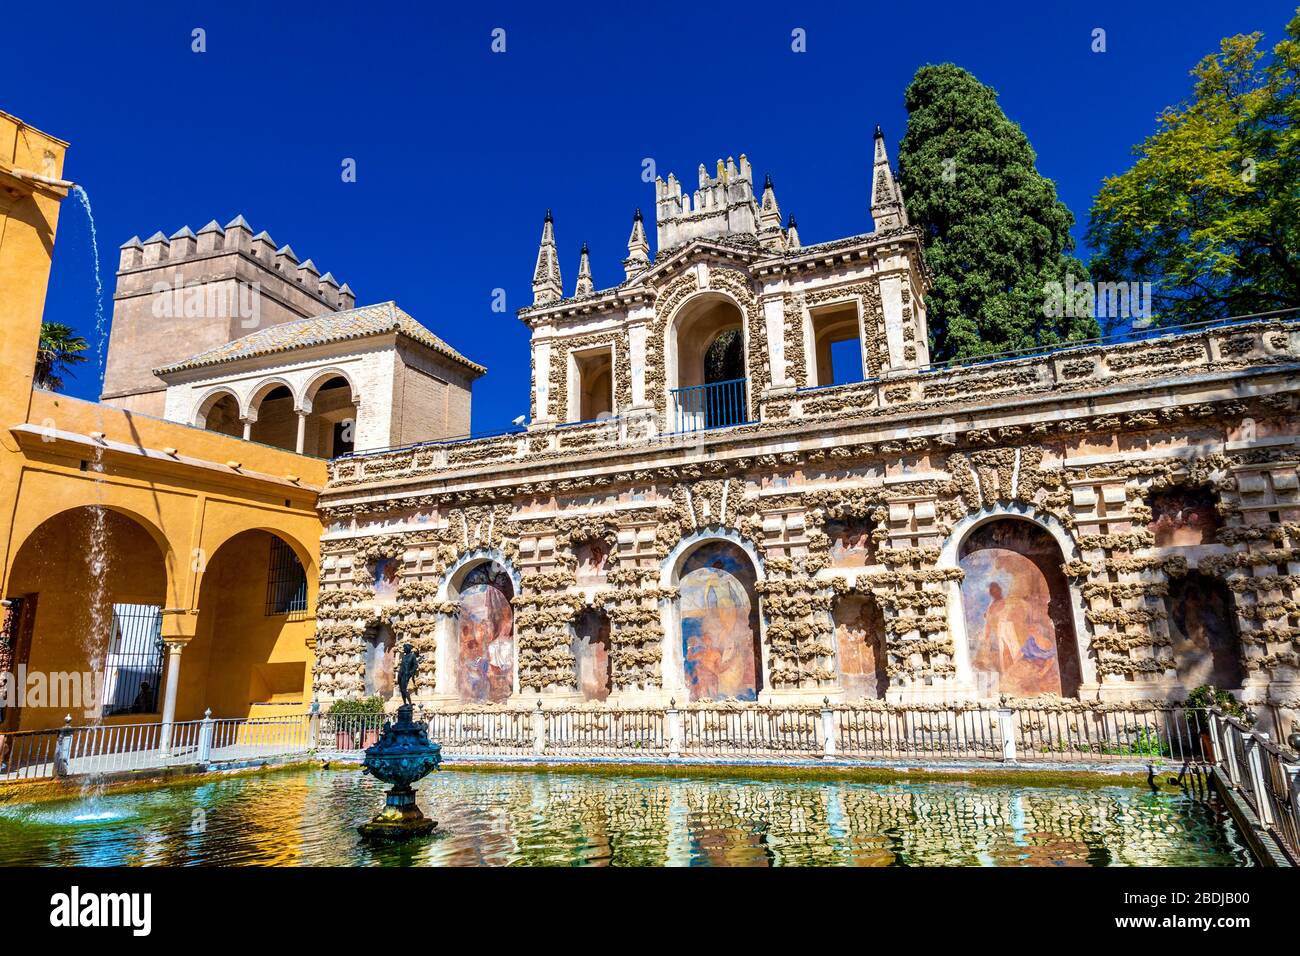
[
  {"left": 33, "top": 321, "right": 88, "bottom": 392},
  {"left": 898, "top": 64, "right": 1097, "bottom": 362},
  {"left": 1088, "top": 9, "right": 1300, "bottom": 328}
]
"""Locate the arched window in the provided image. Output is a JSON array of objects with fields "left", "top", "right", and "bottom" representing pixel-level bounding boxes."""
[
  {"left": 1167, "top": 573, "right": 1243, "bottom": 690},
  {"left": 249, "top": 384, "right": 297, "bottom": 451},
  {"left": 200, "top": 391, "right": 242, "bottom": 437},
  {"left": 958, "top": 518, "right": 1082, "bottom": 698},
  {"left": 833, "top": 594, "right": 888, "bottom": 699},
  {"left": 668, "top": 294, "right": 749, "bottom": 431},
  {"left": 454, "top": 562, "right": 515, "bottom": 703},
  {"left": 573, "top": 608, "right": 612, "bottom": 702},
  {"left": 303, "top": 375, "right": 357, "bottom": 458},
  {"left": 676, "top": 540, "right": 761, "bottom": 702}
]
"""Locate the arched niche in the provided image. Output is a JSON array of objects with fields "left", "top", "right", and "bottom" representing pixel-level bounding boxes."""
[
  {"left": 956, "top": 516, "right": 1083, "bottom": 699},
  {"left": 573, "top": 607, "right": 612, "bottom": 702},
  {"left": 439, "top": 551, "right": 520, "bottom": 704},
  {"left": 1167, "top": 572, "right": 1244, "bottom": 690},
  {"left": 832, "top": 593, "right": 888, "bottom": 699},
  {"left": 664, "top": 533, "right": 763, "bottom": 702}
]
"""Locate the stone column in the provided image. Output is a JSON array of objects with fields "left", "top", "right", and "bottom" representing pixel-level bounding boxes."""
[
  {"left": 241, "top": 417, "right": 254, "bottom": 441},
  {"left": 158, "top": 608, "right": 197, "bottom": 755},
  {"left": 295, "top": 409, "right": 308, "bottom": 454}
]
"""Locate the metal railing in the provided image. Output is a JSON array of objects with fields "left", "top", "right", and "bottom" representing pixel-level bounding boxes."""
[
  {"left": 1209, "top": 710, "right": 1300, "bottom": 864},
  {"left": 0, "top": 711, "right": 313, "bottom": 783},
  {"left": 669, "top": 377, "right": 750, "bottom": 433}
]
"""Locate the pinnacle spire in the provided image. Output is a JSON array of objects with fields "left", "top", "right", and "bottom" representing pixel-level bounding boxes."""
[
  {"left": 870, "top": 126, "right": 908, "bottom": 231},
  {"left": 532, "top": 210, "right": 563, "bottom": 305},
  {"left": 575, "top": 242, "right": 593, "bottom": 296},
  {"left": 786, "top": 213, "right": 801, "bottom": 250},
  {"left": 624, "top": 208, "right": 650, "bottom": 281},
  {"left": 758, "top": 172, "right": 784, "bottom": 250}
]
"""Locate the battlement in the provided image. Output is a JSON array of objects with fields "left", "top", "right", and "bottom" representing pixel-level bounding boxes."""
[
  {"left": 117, "top": 215, "right": 354, "bottom": 310},
  {"left": 654, "top": 155, "right": 761, "bottom": 249}
]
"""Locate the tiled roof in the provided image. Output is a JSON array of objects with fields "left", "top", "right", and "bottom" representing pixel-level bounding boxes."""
[{"left": 155, "top": 302, "right": 486, "bottom": 376}]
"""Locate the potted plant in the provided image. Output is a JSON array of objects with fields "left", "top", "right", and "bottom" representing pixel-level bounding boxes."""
[
  {"left": 329, "top": 696, "right": 386, "bottom": 750},
  {"left": 1185, "top": 684, "right": 1247, "bottom": 762}
]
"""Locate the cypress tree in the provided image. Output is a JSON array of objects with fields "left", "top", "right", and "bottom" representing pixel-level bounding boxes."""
[{"left": 898, "top": 64, "right": 1097, "bottom": 361}]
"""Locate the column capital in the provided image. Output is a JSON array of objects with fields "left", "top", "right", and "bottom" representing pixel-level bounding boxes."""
[{"left": 160, "top": 607, "right": 199, "bottom": 642}]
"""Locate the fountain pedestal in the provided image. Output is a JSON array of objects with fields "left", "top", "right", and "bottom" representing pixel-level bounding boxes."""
[{"left": 358, "top": 704, "right": 442, "bottom": 840}]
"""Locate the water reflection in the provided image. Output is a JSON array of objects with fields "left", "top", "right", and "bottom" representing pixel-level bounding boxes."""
[{"left": 0, "top": 768, "right": 1250, "bottom": 867}]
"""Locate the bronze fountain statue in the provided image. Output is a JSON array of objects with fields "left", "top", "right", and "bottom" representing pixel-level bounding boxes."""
[{"left": 358, "top": 643, "right": 442, "bottom": 839}]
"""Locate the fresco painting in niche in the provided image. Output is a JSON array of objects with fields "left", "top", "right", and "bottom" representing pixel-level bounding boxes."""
[
  {"left": 1168, "top": 574, "right": 1244, "bottom": 689},
  {"left": 456, "top": 563, "right": 515, "bottom": 703},
  {"left": 827, "top": 518, "right": 874, "bottom": 568},
  {"left": 362, "top": 625, "right": 397, "bottom": 697},
  {"left": 1148, "top": 487, "right": 1221, "bottom": 547},
  {"left": 372, "top": 558, "right": 401, "bottom": 603},
  {"left": 678, "top": 541, "right": 760, "bottom": 702},
  {"left": 959, "top": 520, "right": 1082, "bottom": 698},
  {"left": 833, "top": 595, "right": 888, "bottom": 698},
  {"left": 574, "top": 540, "right": 609, "bottom": 585},
  {"left": 573, "top": 608, "right": 612, "bottom": 702}
]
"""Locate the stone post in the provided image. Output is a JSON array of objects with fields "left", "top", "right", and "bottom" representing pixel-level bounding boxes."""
[
  {"left": 667, "top": 698, "right": 683, "bottom": 759},
  {"left": 53, "top": 714, "right": 73, "bottom": 777},
  {"left": 309, "top": 698, "right": 321, "bottom": 750},
  {"left": 532, "top": 700, "right": 546, "bottom": 755},
  {"left": 997, "top": 705, "right": 1017, "bottom": 763},
  {"left": 198, "top": 708, "right": 214, "bottom": 764},
  {"left": 1245, "top": 735, "right": 1274, "bottom": 828},
  {"left": 159, "top": 640, "right": 185, "bottom": 756},
  {"left": 821, "top": 697, "right": 837, "bottom": 759}
]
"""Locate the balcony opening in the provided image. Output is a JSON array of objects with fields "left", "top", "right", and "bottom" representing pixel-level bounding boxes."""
[
  {"left": 809, "top": 301, "right": 863, "bottom": 386},
  {"left": 668, "top": 293, "right": 749, "bottom": 432},
  {"left": 304, "top": 375, "right": 358, "bottom": 458},
  {"left": 199, "top": 390, "right": 242, "bottom": 438},
  {"left": 572, "top": 347, "right": 614, "bottom": 422}
]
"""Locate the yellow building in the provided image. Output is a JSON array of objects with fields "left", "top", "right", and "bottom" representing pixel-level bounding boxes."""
[{"left": 0, "top": 110, "right": 326, "bottom": 736}]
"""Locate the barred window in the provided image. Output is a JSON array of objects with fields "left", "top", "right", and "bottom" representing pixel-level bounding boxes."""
[
  {"left": 265, "top": 536, "right": 308, "bottom": 616},
  {"left": 102, "top": 603, "right": 164, "bottom": 715}
]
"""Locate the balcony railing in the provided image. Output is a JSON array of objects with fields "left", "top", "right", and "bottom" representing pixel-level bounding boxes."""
[{"left": 669, "top": 377, "right": 750, "bottom": 433}]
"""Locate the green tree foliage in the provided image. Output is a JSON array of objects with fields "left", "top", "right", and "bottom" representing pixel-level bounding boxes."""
[
  {"left": 1088, "top": 10, "right": 1300, "bottom": 327},
  {"left": 33, "top": 321, "right": 88, "bottom": 392},
  {"left": 898, "top": 64, "right": 1097, "bottom": 362}
]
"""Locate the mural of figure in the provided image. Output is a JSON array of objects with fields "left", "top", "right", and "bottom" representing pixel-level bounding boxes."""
[
  {"left": 834, "top": 595, "right": 887, "bottom": 699},
  {"left": 456, "top": 563, "right": 515, "bottom": 703},
  {"left": 573, "top": 609, "right": 612, "bottom": 701},
  {"left": 373, "top": 557, "right": 401, "bottom": 603},
  {"left": 574, "top": 540, "right": 609, "bottom": 585},
  {"left": 959, "top": 519, "right": 1081, "bottom": 699},
  {"left": 1168, "top": 573, "right": 1243, "bottom": 689},
  {"left": 362, "top": 625, "right": 397, "bottom": 698},
  {"left": 1148, "top": 487, "right": 1221, "bottom": 547},
  {"left": 678, "top": 542, "right": 760, "bottom": 702},
  {"left": 827, "top": 518, "right": 874, "bottom": 568}
]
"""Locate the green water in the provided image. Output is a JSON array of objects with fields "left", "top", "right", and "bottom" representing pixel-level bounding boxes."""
[{"left": 0, "top": 767, "right": 1250, "bottom": 866}]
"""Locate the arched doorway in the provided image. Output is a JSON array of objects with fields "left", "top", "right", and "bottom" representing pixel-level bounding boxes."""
[
  {"left": 452, "top": 562, "right": 515, "bottom": 703},
  {"left": 573, "top": 608, "right": 612, "bottom": 702},
  {"left": 832, "top": 594, "right": 888, "bottom": 699},
  {"left": 198, "top": 390, "right": 242, "bottom": 438},
  {"left": 4, "top": 507, "right": 168, "bottom": 731},
  {"left": 1167, "top": 573, "right": 1243, "bottom": 689},
  {"left": 302, "top": 374, "right": 358, "bottom": 458},
  {"left": 958, "top": 518, "right": 1082, "bottom": 698},
  {"left": 248, "top": 383, "right": 297, "bottom": 451},
  {"left": 675, "top": 540, "right": 761, "bottom": 702},
  {"left": 668, "top": 294, "right": 748, "bottom": 431},
  {"left": 188, "top": 530, "right": 313, "bottom": 718}
]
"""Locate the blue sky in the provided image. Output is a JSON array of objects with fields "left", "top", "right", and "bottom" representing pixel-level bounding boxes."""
[{"left": 5, "top": 1, "right": 1296, "bottom": 433}]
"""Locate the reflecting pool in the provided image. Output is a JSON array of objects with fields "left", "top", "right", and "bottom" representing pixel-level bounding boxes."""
[{"left": 0, "top": 767, "right": 1250, "bottom": 866}]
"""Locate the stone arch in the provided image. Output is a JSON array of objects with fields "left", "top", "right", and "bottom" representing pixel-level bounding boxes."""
[
  {"left": 661, "top": 529, "right": 765, "bottom": 703},
  {"left": 438, "top": 549, "right": 520, "bottom": 704},
  {"left": 300, "top": 370, "right": 360, "bottom": 458},
  {"left": 947, "top": 508, "right": 1085, "bottom": 699},
  {"left": 4, "top": 505, "right": 172, "bottom": 730},
  {"left": 664, "top": 289, "right": 751, "bottom": 429},
  {"left": 246, "top": 376, "right": 301, "bottom": 416},
  {"left": 246, "top": 377, "right": 300, "bottom": 451},
  {"left": 194, "top": 386, "right": 244, "bottom": 435}
]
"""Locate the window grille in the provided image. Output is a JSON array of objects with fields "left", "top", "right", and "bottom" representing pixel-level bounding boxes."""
[
  {"left": 102, "top": 603, "right": 164, "bottom": 716},
  {"left": 265, "top": 537, "right": 308, "bottom": 616}
]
